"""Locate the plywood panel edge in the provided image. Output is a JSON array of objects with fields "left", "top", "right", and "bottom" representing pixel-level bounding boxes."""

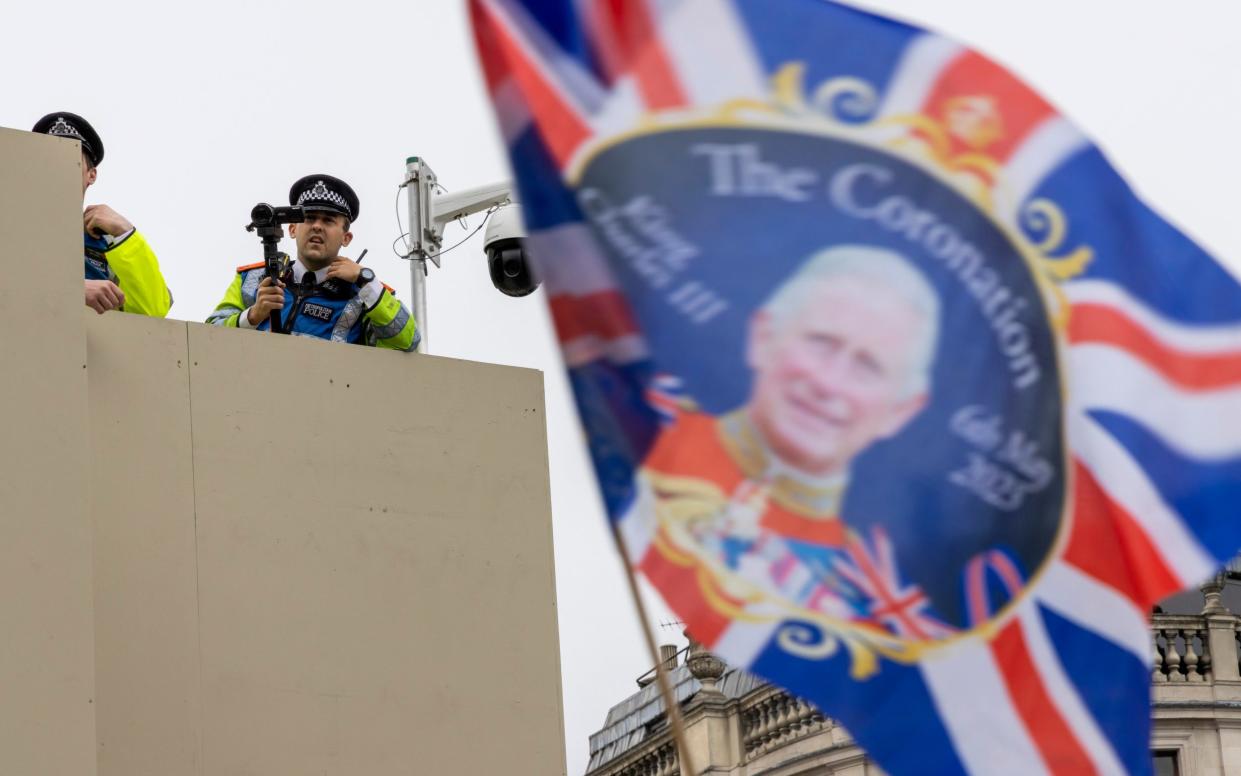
[
  {"left": 0, "top": 127, "right": 97, "bottom": 774},
  {"left": 88, "top": 314, "right": 201, "bottom": 776}
]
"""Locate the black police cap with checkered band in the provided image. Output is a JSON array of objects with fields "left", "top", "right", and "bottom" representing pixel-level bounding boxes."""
[
  {"left": 32, "top": 111, "right": 104, "bottom": 167},
  {"left": 289, "top": 174, "right": 360, "bottom": 223}
]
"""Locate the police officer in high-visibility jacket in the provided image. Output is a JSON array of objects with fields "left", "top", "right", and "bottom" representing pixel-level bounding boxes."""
[
  {"left": 207, "top": 174, "right": 418, "bottom": 351},
  {"left": 33, "top": 112, "right": 172, "bottom": 317}
]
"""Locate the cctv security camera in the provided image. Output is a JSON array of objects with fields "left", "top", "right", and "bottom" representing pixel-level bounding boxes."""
[{"left": 484, "top": 204, "right": 539, "bottom": 297}]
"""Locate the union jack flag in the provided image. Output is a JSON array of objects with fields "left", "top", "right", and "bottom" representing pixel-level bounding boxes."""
[
  {"left": 645, "top": 372, "right": 689, "bottom": 426},
  {"left": 470, "top": 1, "right": 1241, "bottom": 774},
  {"left": 834, "top": 527, "right": 958, "bottom": 643}
]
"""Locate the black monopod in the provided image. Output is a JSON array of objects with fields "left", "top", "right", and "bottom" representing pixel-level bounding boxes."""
[{"left": 245, "top": 203, "right": 305, "bottom": 334}]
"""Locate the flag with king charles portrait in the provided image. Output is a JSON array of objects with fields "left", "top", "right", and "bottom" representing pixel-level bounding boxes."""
[{"left": 469, "top": 1, "right": 1241, "bottom": 773}]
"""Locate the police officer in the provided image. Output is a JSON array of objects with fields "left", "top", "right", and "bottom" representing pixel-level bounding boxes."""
[
  {"left": 32, "top": 111, "right": 172, "bottom": 317},
  {"left": 207, "top": 174, "right": 418, "bottom": 351}
]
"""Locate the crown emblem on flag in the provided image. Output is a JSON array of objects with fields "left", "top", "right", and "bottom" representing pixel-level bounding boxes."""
[{"left": 942, "top": 96, "right": 1004, "bottom": 150}]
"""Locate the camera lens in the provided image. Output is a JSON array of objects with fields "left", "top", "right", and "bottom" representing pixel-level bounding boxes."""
[
  {"left": 502, "top": 251, "right": 524, "bottom": 279},
  {"left": 488, "top": 242, "right": 539, "bottom": 297},
  {"left": 250, "top": 203, "right": 275, "bottom": 224}
]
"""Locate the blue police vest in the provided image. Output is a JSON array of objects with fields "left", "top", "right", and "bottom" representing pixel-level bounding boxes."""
[
  {"left": 239, "top": 268, "right": 372, "bottom": 343},
  {"left": 84, "top": 232, "right": 113, "bottom": 281}
]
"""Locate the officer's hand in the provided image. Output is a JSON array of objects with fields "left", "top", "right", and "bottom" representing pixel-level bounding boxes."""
[
  {"left": 247, "top": 277, "right": 286, "bottom": 326},
  {"left": 83, "top": 205, "right": 134, "bottom": 238},
  {"left": 84, "top": 279, "right": 125, "bottom": 314},
  {"left": 325, "top": 257, "right": 362, "bottom": 284}
]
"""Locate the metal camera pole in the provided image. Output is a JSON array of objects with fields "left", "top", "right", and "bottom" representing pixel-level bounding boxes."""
[
  {"left": 403, "top": 156, "right": 519, "bottom": 355},
  {"left": 245, "top": 203, "right": 306, "bottom": 334},
  {"left": 404, "top": 158, "right": 435, "bottom": 354}
]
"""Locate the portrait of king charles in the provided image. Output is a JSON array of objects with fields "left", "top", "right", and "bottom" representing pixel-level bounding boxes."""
[{"left": 637, "top": 245, "right": 956, "bottom": 641}]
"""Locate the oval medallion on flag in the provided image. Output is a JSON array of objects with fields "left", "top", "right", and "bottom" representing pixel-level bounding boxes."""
[{"left": 575, "top": 119, "right": 1069, "bottom": 652}]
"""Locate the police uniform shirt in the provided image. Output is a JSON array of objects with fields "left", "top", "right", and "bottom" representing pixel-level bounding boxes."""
[{"left": 236, "top": 259, "right": 382, "bottom": 329}]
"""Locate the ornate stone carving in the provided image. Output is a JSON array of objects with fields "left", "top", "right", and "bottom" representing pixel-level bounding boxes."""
[
  {"left": 686, "top": 635, "right": 726, "bottom": 695},
  {"left": 1202, "top": 573, "right": 1229, "bottom": 615}
]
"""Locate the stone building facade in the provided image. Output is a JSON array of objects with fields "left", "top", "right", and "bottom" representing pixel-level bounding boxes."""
[{"left": 586, "top": 576, "right": 1241, "bottom": 776}]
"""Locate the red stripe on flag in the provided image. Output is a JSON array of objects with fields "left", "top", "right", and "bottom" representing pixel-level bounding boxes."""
[
  {"left": 639, "top": 538, "right": 736, "bottom": 645},
  {"left": 583, "top": 0, "right": 625, "bottom": 82},
  {"left": 597, "top": 0, "right": 688, "bottom": 110},
  {"left": 548, "top": 291, "right": 640, "bottom": 343},
  {"left": 475, "top": 1, "right": 593, "bottom": 168},
  {"left": 920, "top": 50, "right": 1056, "bottom": 163},
  {"left": 470, "top": 0, "right": 510, "bottom": 92},
  {"left": 992, "top": 619, "right": 1097, "bottom": 775},
  {"left": 1070, "top": 303, "right": 1241, "bottom": 391},
  {"left": 1063, "top": 461, "right": 1181, "bottom": 608}
]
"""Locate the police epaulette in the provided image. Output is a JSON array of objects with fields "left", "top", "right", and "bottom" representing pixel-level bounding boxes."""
[{"left": 236, "top": 261, "right": 265, "bottom": 273}]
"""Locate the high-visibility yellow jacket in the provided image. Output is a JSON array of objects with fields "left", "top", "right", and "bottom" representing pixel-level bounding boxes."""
[
  {"left": 84, "top": 230, "right": 171, "bottom": 317},
  {"left": 206, "top": 262, "right": 419, "bottom": 352}
]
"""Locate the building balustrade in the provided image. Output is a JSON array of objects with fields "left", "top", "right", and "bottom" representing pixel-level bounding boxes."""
[
  {"left": 1152, "top": 614, "right": 1213, "bottom": 683},
  {"left": 741, "top": 687, "right": 831, "bottom": 762},
  {"left": 612, "top": 742, "right": 678, "bottom": 776}
]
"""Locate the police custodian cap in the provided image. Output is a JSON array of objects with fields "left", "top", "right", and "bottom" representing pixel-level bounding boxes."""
[
  {"left": 289, "top": 174, "right": 360, "bottom": 223},
  {"left": 32, "top": 111, "right": 104, "bottom": 167}
]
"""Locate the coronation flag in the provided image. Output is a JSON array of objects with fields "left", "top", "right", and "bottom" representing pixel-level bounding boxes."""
[{"left": 469, "top": 1, "right": 1241, "bottom": 773}]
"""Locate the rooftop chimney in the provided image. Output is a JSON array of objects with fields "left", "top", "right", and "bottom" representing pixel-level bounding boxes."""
[{"left": 659, "top": 643, "right": 678, "bottom": 671}]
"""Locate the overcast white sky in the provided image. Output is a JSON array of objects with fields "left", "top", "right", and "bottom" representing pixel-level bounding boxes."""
[{"left": 7, "top": 1, "right": 1241, "bottom": 772}]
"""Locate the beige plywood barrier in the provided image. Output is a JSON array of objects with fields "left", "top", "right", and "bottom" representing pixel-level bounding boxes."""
[
  {"left": 0, "top": 128, "right": 98, "bottom": 775},
  {"left": 83, "top": 317, "right": 566, "bottom": 775},
  {"left": 88, "top": 313, "right": 201, "bottom": 775},
  {"left": 188, "top": 325, "right": 564, "bottom": 774}
]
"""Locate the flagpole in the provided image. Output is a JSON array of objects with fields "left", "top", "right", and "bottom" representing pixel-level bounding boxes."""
[{"left": 610, "top": 523, "right": 701, "bottom": 776}]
